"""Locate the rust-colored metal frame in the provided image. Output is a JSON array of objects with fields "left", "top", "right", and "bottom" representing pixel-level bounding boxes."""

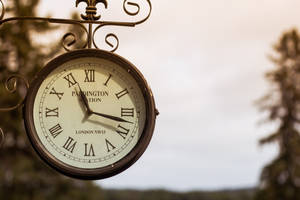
[{"left": 24, "top": 49, "right": 156, "bottom": 180}]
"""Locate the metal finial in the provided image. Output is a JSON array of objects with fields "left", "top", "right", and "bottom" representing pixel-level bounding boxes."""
[{"left": 76, "top": 0, "right": 108, "bottom": 20}]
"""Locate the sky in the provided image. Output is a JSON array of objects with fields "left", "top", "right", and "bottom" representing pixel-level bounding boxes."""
[{"left": 34, "top": 0, "right": 300, "bottom": 191}]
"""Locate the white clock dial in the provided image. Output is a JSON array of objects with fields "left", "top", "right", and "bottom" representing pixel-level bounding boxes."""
[{"left": 32, "top": 57, "right": 146, "bottom": 169}]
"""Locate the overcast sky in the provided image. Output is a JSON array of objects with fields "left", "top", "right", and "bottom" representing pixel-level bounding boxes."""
[{"left": 35, "top": 0, "right": 300, "bottom": 191}]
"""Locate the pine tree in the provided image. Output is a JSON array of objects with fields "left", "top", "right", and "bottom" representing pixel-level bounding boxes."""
[
  {"left": 255, "top": 29, "right": 300, "bottom": 200},
  {"left": 0, "top": 1, "right": 104, "bottom": 199}
]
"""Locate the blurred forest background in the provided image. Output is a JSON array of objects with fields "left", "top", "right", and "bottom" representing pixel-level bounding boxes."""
[{"left": 1, "top": 0, "right": 300, "bottom": 200}]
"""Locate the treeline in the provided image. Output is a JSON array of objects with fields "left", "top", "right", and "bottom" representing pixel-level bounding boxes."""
[{"left": 103, "top": 188, "right": 255, "bottom": 200}]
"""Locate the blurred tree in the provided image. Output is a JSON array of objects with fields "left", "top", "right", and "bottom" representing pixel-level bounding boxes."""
[
  {"left": 255, "top": 29, "right": 300, "bottom": 200},
  {"left": 0, "top": 0, "right": 104, "bottom": 199}
]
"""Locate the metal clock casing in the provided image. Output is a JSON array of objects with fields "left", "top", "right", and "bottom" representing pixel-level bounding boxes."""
[{"left": 23, "top": 49, "right": 157, "bottom": 180}]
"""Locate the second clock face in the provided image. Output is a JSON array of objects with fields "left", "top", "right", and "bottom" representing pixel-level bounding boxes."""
[{"left": 32, "top": 56, "right": 146, "bottom": 169}]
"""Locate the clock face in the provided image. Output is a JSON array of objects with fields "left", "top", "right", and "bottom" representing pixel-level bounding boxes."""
[{"left": 24, "top": 49, "right": 156, "bottom": 179}]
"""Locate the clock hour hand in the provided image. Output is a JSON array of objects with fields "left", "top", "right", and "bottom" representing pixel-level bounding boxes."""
[
  {"left": 91, "top": 111, "right": 133, "bottom": 124},
  {"left": 77, "top": 84, "right": 92, "bottom": 115}
]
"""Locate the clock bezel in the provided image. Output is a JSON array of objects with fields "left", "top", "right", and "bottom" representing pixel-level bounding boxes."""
[{"left": 23, "top": 49, "right": 156, "bottom": 180}]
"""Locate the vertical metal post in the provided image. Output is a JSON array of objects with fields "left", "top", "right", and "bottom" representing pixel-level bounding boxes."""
[{"left": 88, "top": 23, "right": 92, "bottom": 48}]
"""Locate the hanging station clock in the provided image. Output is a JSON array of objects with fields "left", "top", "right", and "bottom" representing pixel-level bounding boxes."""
[
  {"left": 23, "top": 49, "right": 157, "bottom": 179},
  {"left": 0, "top": 0, "right": 157, "bottom": 180}
]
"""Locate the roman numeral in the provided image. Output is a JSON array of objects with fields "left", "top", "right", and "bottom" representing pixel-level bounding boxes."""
[
  {"left": 62, "top": 137, "right": 77, "bottom": 153},
  {"left": 116, "top": 125, "right": 130, "bottom": 139},
  {"left": 50, "top": 87, "right": 64, "bottom": 100},
  {"left": 48, "top": 123, "right": 63, "bottom": 138},
  {"left": 84, "top": 69, "right": 95, "bottom": 82},
  {"left": 115, "top": 88, "right": 129, "bottom": 99},
  {"left": 105, "top": 139, "right": 116, "bottom": 152},
  {"left": 84, "top": 143, "right": 95, "bottom": 157},
  {"left": 45, "top": 107, "right": 59, "bottom": 117},
  {"left": 103, "top": 74, "right": 112, "bottom": 86},
  {"left": 63, "top": 73, "right": 77, "bottom": 88},
  {"left": 121, "top": 108, "right": 134, "bottom": 117}
]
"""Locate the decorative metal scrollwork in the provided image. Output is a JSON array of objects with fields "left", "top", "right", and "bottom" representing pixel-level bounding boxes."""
[
  {"left": 0, "top": 75, "right": 29, "bottom": 112},
  {"left": 123, "top": 0, "right": 152, "bottom": 25},
  {"left": 92, "top": 26, "right": 119, "bottom": 52},
  {"left": 105, "top": 33, "right": 119, "bottom": 52},
  {"left": 90, "top": 0, "right": 152, "bottom": 51},
  {"left": 124, "top": 0, "right": 140, "bottom": 16},
  {"left": 61, "top": 23, "right": 89, "bottom": 51},
  {"left": 0, "top": 75, "right": 29, "bottom": 147}
]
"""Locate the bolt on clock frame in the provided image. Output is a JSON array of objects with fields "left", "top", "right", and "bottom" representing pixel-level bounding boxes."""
[{"left": 0, "top": 0, "right": 152, "bottom": 148}]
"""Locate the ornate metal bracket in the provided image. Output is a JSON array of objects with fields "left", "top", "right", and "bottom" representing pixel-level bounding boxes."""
[
  {"left": 0, "top": 0, "right": 152, "bottom": 148},
  {"left": 0, "top": 0, "right": 151, "bottom": 52}
]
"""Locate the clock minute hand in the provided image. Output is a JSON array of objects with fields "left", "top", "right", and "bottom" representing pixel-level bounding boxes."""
[{"left": 91, "top": 111, "right": 133, "bottom": 124}]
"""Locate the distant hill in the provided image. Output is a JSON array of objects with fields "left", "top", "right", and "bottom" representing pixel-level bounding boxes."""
[{"left": 103, "top": 188, "right": 255, "bottom": 200}]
